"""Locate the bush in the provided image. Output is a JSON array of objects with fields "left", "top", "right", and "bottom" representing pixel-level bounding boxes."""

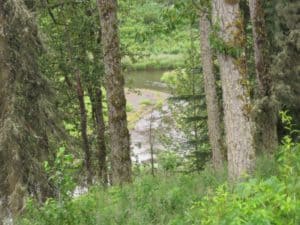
[
  {"left": 186, "top": 176, "right": 299, "bottom": 225},
  {"left": 185, "top": 112, "right": 300, "bottom": 225}
]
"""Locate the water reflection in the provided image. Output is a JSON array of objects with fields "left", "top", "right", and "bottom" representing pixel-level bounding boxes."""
[{"left": 125, "top": 69, "right": 169, "bottom": 93}]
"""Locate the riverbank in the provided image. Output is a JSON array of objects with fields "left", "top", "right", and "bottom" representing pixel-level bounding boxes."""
[
  {"left": 123, "top": 53, "right": 184, "bottom": 71},
  {"left": 125, "top": 88, "right": 169, "bottom": 130}
]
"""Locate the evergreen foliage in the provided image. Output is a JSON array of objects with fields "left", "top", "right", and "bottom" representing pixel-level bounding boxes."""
[
  {"left": 271, "top": 1, "right": 300, "bottom": 134},
  {"left": 161, "top": 45, "right": 211, "bottom": 171}
]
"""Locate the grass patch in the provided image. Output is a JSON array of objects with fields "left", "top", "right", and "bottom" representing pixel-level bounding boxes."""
[
  {"left": 123, "top": 54, "right": 184, "bottom": 71},
  {"left": 139, "top": 99, "right": 154, "bottom": 106}
]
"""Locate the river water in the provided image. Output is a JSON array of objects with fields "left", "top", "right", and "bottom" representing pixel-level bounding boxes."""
[{"left": 125, "top": 69, "right": 169, "bottom": 93}]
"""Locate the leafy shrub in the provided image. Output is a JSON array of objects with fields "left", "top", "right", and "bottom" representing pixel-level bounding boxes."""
[
  {"left": 44, "top": 147, "right": 82, "bottom": 200},
  {"left": 157, "top": 151, "right": 181, "bottom": 172},
  {"left": 186, "top": 176, "right": 298, "bottom": 225},
  {"left": 185, "top": 112, "right": 300, "bottom": 225}
]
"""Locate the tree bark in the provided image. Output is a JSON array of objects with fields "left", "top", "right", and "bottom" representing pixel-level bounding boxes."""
[
  {"left": 199, "top": 11, "right": 224, "bottom": 170},
  {"left": 76, "top": 72, "right": 93, "bottom": 185},
  {"left": 97, "top": 0, "right": 132, "bottom": 185},
  {"left": 88, "top": 87, "right": 108, "bottom": 185},
  {"left": 0, "top": 0, "right": 55, "bottom": 220},
  {"left": 212, "top": 0, "right": 255, "bottom": 181},
  {"left": 0, "top": 33, "right": 25, "bottom": 215},
  {"left": 249, "top": 0, "right": 278, "bottom": 154}
]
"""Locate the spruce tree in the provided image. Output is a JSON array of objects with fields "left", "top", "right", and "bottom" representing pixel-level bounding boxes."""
[{"left": 0, "top": 0, "right": 56, "bottom": 219}]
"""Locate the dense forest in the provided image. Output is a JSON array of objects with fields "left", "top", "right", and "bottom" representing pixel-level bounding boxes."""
[{"left": 0, "top": 0, "right": 299, "bottom": 224}]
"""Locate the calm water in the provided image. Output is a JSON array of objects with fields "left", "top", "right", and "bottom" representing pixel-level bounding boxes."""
[{"left": 125, "top": 69, "right": 169, "bottom": 93}]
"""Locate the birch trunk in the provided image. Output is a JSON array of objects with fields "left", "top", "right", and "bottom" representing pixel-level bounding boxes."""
[
  {"left": 249, "top": 0, "right": 278, "bottom": 154},
  {"left": 199, "top": 11, "right": 224, "bottom": 170},
  {"left": 212, "top": 0, "right": 255, "bottom": 181},
  {"left": 97, "top": 0, "right": 132, "bottom": 185}
]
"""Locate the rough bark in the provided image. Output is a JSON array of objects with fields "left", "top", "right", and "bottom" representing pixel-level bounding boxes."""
[
  {"left": 97, "top": 0, "right": 132, "bottom": 185},
  {"left": 249, "top": 0, "right": 278, "bottom": 154},
  {"left": 212, "top": 0, "right": 255, "bottom": 181},
  {"left": 88, "top": 87, "right": 108, "bottom": 185},
  {"left": 199, "top": 11, "right": 224, "bottom": 170},
  {"left": 0, "top": 0, "right": 55, "bottom": 220},
  {"left": 76, "top": 72, "right": 93, "bottom": 185}
]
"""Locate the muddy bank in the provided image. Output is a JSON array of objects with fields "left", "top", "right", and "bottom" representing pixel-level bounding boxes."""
[
  {"left": 125, "top": 88, "right": 184, "bottom": 164},
  {"left": 125, "top": 88, "right": 169, "bottom": 129}
]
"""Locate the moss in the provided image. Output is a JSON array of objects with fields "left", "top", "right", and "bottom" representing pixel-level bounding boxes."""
[{"left": 0, "top": 0, "right": 58, "bottom": 217}]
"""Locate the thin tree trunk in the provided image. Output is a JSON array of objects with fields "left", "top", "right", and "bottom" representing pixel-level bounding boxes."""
[
  {"left": 76, "top": 72, "right": 92, "bottom": 185},
  {"left": 97, "top": 0, "right": 132, "bottom": 185},
  {"left": 192, "top": 65, "right": 200, "bottom": 171},
  {"left": 88, "top": 87, "right": 108, "bottom": 185},
  {"left": 212, "top": 0, "right": 255, "bottom": 181},
  {"left": 149, "top": 111, "right": 155, "bottom": 177},
  {"left": 199, "top": 11, "right": 224, "bottom": 170},
  {"left": 249, "top": 0, "right": 278, "bottom": 154}
]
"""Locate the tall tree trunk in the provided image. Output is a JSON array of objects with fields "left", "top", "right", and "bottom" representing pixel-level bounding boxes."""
[
  {"left": 0, "top": 9, "right": 27, "bottom": 216},
  {"left": 97, "top": 0, "right": 132, "bottom": 185},
  {"left": 212, "top": 0, "right": 255, "bottom": 181},
  {"left": 199, "top": 11, "right": 224, "bottom": 170},
  {"left": 88, "top": 87, "right": 108, "bottom": 185},
  {"left": 249, "top": 0, "right": 278, "bottom": 154},
  {"left": 76, "top": 72, "right": 93, "bottom": 185},
  {"left": 0, "top": 0, "right": 55, "bottom": 220}
]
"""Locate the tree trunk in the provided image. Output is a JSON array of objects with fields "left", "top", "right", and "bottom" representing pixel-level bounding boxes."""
[
  {"left": 212, "top": 0, "right": 255, "bottom": 181},
  {"left": 88, "top": 87, "right": 108, "bottom": 185},
  {"left": 0, "top": 7, "right": 26, "bottom": 216},
  {"left": 249, "top": 0, "right": 278, "bottom": 154},
  {"left": 76, "top": 72, "right": 93, "bottom": 185},
  {"left": 199, "top": 11, "right": 224, "bottom": 170},
  {"left": 0, "top": 0, "right": 55, "bottom": 220},
  {"left": 149, "top": 111, "right": 155, "bottom": 177},
  {"left": 97, "top": 0, "right": 132, "bottom": 185}
]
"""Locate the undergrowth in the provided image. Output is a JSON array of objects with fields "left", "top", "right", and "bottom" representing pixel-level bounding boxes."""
[
  {"left": 18, "top": 151, "right": 299, "bottom": 225},
  {"left": 18, "top": 112, "right": 299, "bottom": 225},
  {"left": 18, "top": 167, "right": 226, "bottom": 225}
]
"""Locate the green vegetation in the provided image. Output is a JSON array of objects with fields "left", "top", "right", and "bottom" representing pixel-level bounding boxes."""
[
  {"left": 19, "top": 137, "right": 299, "bottom": 225},
  {"left": 123, "top": 54, "right": 185, "bottom": 71},
  {"left": 1, "top": 0, "right": 299, "bottom": 223},
  {"left": 119, "top": 0, "right": 191, "bottom": 70},
  {"left": 18, "top": 111, "right": 300, "bottom": 225}
]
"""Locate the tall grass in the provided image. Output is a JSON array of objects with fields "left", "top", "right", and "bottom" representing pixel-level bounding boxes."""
[
  {"left": 18, "top": 167, "right": 226, "bottom": 225},
  {"left": 18, "top": 145, "right": 299, "bottom": 225}
]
